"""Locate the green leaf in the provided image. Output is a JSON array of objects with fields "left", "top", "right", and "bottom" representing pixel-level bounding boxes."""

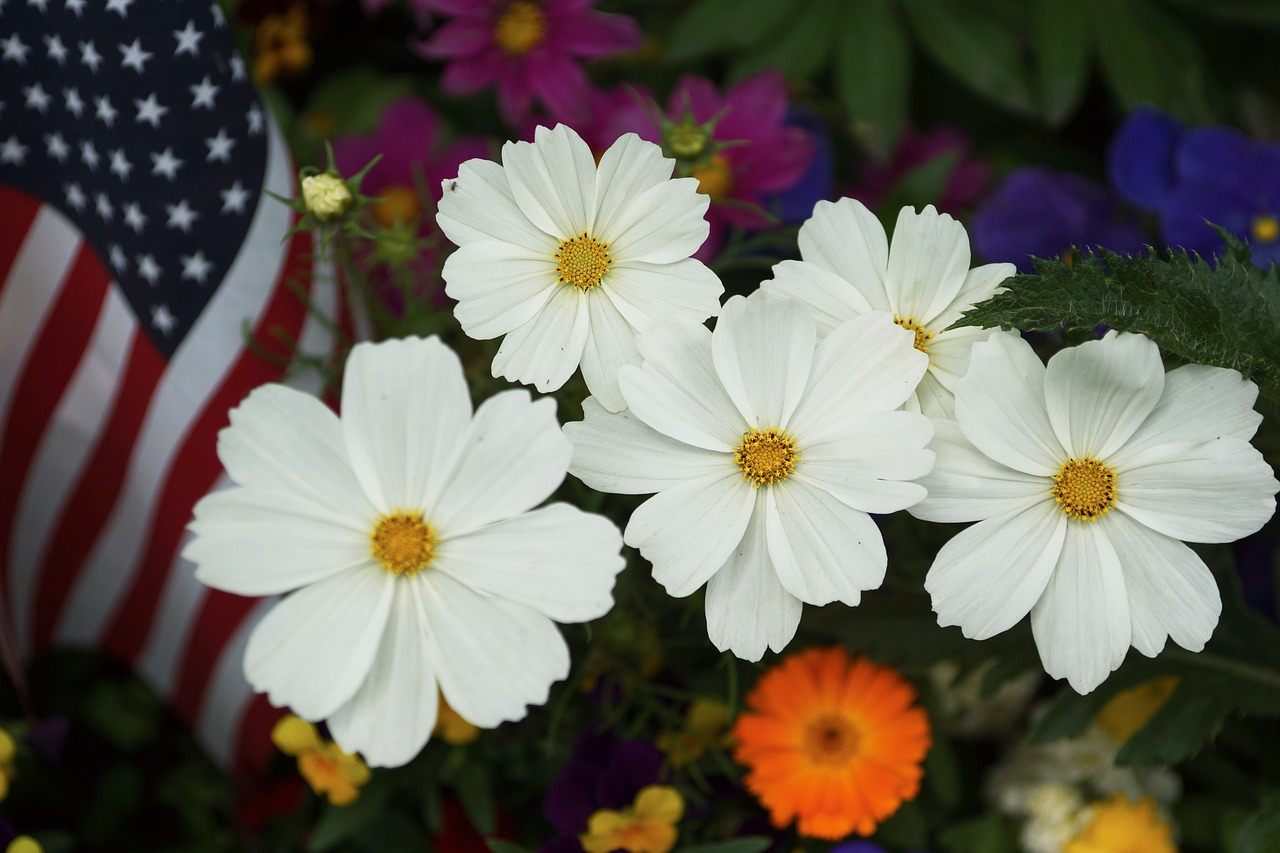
[
  {"left": 307, "top": 776, "right": 394, "bottom": 853},
  {"left": 1165, "top": 0, "right": 1280, "bottom": 26},
  {"left": 874, "top": 800, "right": 928, "bottom": 849},
  {"left": 486, "top": 841, "right": 534, "bottom": 853},
  {"left": 454, "top": 759, "right": 497, "bottom": 836},
  {"left": 664, "top": 0, "right": 791, "bottom": 61},
  {"left": 901, "top": 0, "right": 1034, "bottom": 114},
  {"left": 1235, "top": 792, "right": 1280, "bottom": 853},
  {"left": 873, "top": 150, "right": 960, "bottom": 221},
  {"left": 834, "top": 0, "right": 911, "bottom": 159},
  {"left": 1032, "top": 0, "right": 1091, "bottom": 125},
  {"left": 301, "top": 66, "right": 413, "bottom": 138},
  {"left": 938, "top": 813, "right": 1019, "bottom": 853},
  {"left": 730, "top": 0, "right": 840, "bottom": 81},
  {"left": 678, "top": 839, "right": 773, "bottom": 853},
  {"left": 924, "top": 737, "right": 964, "bottom": 810}
]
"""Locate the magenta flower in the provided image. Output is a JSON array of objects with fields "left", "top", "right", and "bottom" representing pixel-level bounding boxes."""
[
  {"left": 850, "top": 125, "right": 992, "bottom": 216},
  {"left": 415, "top": 0, "right": 642, "bottom": 127}
]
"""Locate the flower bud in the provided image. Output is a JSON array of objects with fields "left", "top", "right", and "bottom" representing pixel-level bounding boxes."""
[{"left": 301, "top": 173, "right": 352, "bottom": 222}]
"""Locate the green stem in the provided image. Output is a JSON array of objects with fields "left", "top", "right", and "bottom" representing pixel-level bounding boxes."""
[{"left": 1163, "top": 647, "right": 1280, "bottom": 690}]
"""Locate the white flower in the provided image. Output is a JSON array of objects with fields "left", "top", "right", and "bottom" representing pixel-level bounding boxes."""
[
  {"left": 911, "top": 330, "right": 1278, "bottom": 693},
  {"left": 436, "top": 124, "right": 723, "bottom": 411},
  {"left": 185, "top": 337, "right": 625, "bottom": 767},
  {"left": 564, "top": 290, "right": 934, "bottom": 660},
  {"left": 761, "top": 198, "right": 1015, "bottom": 415}
]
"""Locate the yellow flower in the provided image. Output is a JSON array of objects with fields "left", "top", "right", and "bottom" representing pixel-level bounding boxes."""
[
  {"left": 1064, "top": 795, "right": 1176, "bottom": 853},
  {"left": 7, "top": 837, "right": 41, "bottom": 853},
  {"left": 580, "top": 785, "right": 684, "bottom": 853},
  {"left": 0, "top": 729, "right": 15, "bottom": 802},
  {"left": 1096, "top": 677, "right": 1179, "bottom": 744},
  {"left": 253, "top": 0, "right": 312, "bottom": 83},
  {"left": 271, "top": 716, "right": 371, "bottom": 806},
  {"left": 434, "top": 695, "right": 481, "bottom": 746},
  {"left": 656, "top": 698, "right": 731, "bottom": 768},
  {"left": 301, "top": 173, "right": 353, "bottom": 222}
]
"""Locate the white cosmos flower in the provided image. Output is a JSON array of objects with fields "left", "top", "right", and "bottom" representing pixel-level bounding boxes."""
[
  {"left": 761, "top": 198, "right": 1015, "bottom": 415},
  {"left": 436, "top": 124, "right": 723, "bottom": 412},
  {"left": 185, "top": 336, "right": 624, "bottom": 768},
  {"left": 564, "top": 290, "right": 935, "bottom": 660},
  {"left": 911, "top": 330, "right": 1278, "bottom": 693}
]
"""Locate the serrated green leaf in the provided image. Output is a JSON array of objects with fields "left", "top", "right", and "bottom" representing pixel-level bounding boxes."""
[
  {"left": 1235, "top": 792, "right": 1280, "bottom": 853},
  {"left": 901, "top": 0, "right": 1034, "bottom": 114},
  {"left": 678, "top": 839, "right": 773, "bottom": 853},
  {"left": 729, "top": 0, "right": 840, "bottom": 81},
  {"left": 1032, "top": 0, "right": 1091, "bottom": 125},
  {"left": 664, "top": 0, "right": 791, "bottom": 61},
  {"left": 834, "top": 0, "right": 910, "bottom": 160}
]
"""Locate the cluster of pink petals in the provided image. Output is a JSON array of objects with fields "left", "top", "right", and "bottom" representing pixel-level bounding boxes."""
[{"left": 416, "top": 0, "right": 642, "bottom": 126}]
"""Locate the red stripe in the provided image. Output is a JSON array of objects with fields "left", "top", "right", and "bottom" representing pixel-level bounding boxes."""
[
  {"left": 30, "top": 332, "right": 164, "bottom": 649},
  {"left": 0, "top": 187, "right": 42, "bottom": 300}
]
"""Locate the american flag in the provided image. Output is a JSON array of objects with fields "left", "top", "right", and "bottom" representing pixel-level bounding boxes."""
[{"left": 0, "top": 0, "right": 340, "bottom": 772}]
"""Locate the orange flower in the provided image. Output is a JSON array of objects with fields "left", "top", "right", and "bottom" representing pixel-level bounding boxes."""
[{"left": 732, "top": 647, "right": 932, "bottom": 840}]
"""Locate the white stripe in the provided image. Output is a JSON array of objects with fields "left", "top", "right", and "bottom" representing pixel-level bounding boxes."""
[
  {"left": 57, "top": 120, "right": 297, "bottom": 645},
  {"left": 8, "top": 284, "right": 135, "bottom": 654},
  {"left": 195, "top": 596, "right": 275, "bottom": 768}
]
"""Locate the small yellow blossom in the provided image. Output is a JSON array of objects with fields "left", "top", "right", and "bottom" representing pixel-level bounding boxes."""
[
  {"left": 301, "top": 173, "right": 353, "bottom": 222},
  {"left": 1096, "top": 677, "right": 1180, "bottom": 744},
  {"left": 580, "top": 785, "right": 684, "bottom": 853},
  {"left": 1064, "top": 795, "right": 1176, "bottom": 853},
  {"left": 7, "top": 837, "right": 41, "bottom": 853},
  {"left": 0, "top": 729, "right": 15, "bottom": 802},
  {"left": 434, "top": 695, "right": 481, "bottom": 746},
  {"left": 656, "top": 699, "right": 731, "bottom": 767},
  {"left": 271, "top": 715, "right": 371, "bottom": 806}
]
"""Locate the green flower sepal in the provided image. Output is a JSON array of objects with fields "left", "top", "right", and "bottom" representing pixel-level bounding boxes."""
[{"left": 270, "top": 141, "right": 382, "bottom": 243}]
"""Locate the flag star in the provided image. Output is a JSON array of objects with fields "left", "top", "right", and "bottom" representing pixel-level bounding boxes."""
[
  {"left": 204, "top": 128, "right": 235, "bottom": 163},
  {"left": 210, "top": 2, "right": 225, "bottom": 26},
  {"left": 106, "top": 0, "right": 134, "bottom": 16},
  {"left": 109, "top": 148, "right": 132, "bottom": 181},
  {"left": 28, "top": 0, "right": 49, "bottom": 11},
  {"left": 180, "top": 250, "right": 213, "bottom": 284},
  {"left": 44, "top": 34, "right": 68, "bottom": 65},
  {"left": 123, "top": 201, "right": 147, "bottom": 233},
  {"left": 173, "top": 19, "right": 203, "bottom": 56},
  {"left": 2, "top": 34, "right": 30, "bottom": 65},
  {"left": 64, "top": 182, "right": 87, "bottom": 211},
  {"left": 23, "top": 82, "right": 51, "bottom": 113},
  {"left": 44, "top": 132, "right": 70, "bottom": 161},
  {"left": 134, "top": 92, "right": 167, "bottom": 127},
  {"left": 118, "top": 38, "right": 152, "bottom": 73},
  {"left": 78, "top": 39, "right": 102, "bottom": 72},
  {"left": 65, "top": 0, "right": 86, "bottom": 15},
  {"left": 220, "top": 180, "right": 251, "bottom": 214},
  {"left": 151, "top": 304, "right": 177, "bottom": 335},
  {"left": 137, "top": 253, "right": 161, "bottom": 284},
  {"left": 109, "top": 243, "right": 127, "bottom": 272},
  {"left": 165, "top": 199, "right": 199, "bottom": 232},
  {"left": 80, "top": 139, "right": 99, "bottom": 170},
  {"left": 190, "top": 75, "right": 219, "bottom": 110},
  {"left": 230, "top": 54, "right": 246, "bottom": 81},
  {"left": 150, "top": 147, "right": 183, "bottom": 180},
  {"left": 94, "top": 94, "right": 118, "bottom": 126},
  {"left": 0, "top": 135, "right": 28, "bottom": 165},
  {"left": 64, "top": 87, "right": 84, "bottom": 118},
  {"left": 94, "top": 192, "right": 113, "bottom": 222},
  {"left": 246, "top": 104, "right": 264, "bottom": 135}
]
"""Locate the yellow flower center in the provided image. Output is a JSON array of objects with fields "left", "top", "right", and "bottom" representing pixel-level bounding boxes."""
[
  {"left": 893, "top": 315, "right": 933, "bottom": 353},
  {"left": 493, "top": 0, "right": 546, "bottom": 56},
  {"left": 733, "top": 427, "right": 798, "bottom": 487},
  {"left": 668, "top": 121, "right": 708, "bottom": 160},
  {"left": 371, "top": 511, "right": 436, "bottom": 575},
  {"left": 804, "top": 714, "right": 862, "bottom": 766},
  {"left": 1050, "top": 457, "right": 1117, "bottom": 522},
  {"left": 692, "top": 153, "right": 732, "bottom": 198},
  {"left": 555, "top": 232, "right": 613, "bottom": 290},
  {"left": 1252, "top": 214, "right": 1280, "bottom": 245},
  {"left": 372, "top": 185, "right": 421, "bottom": 228}
]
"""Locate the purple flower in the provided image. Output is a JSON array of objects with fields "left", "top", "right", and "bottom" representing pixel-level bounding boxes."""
[
  {"left": 970, "top": 167, "right": 1147, "bottom": 272},
  {"left": 416, "top": 0, "right": 642, "bottom": 127},
  {"left": 541, "top": 731, "right": 665, "bottom": 852},
  {"left": 1108, "top": 108, "right": 1184, "bottom": 210}
]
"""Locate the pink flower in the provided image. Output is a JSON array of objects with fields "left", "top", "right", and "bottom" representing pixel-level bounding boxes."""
[
  {"left": 416, "top": 0, "right": 642, "bottom": 127},
  {"left": 850, "top": 125, "right": 992, "bottom": 216}
]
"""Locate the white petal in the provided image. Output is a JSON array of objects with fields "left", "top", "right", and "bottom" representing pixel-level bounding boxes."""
[
  {"left": 925, "top": 325, "right": 992, "bottom": 392},
  {"left": 765, "top": 479, "right": 886, "bottom": 605},
  {"left": 625, "top": 471, "right": 755, "bottom": 598},
  {"left": 712, "top": 293, "right": 814, "bottom": 429},
  {"left": 1104, "top": 510, "right": 1221, "bottom": 657},
  {"left": 592, "top": 133, "right": 675, "bottom": 235},
  {"left": 436, "top": 157, "right": 554, "bottom": 253},
  {"left": 1044, "top": 332, "right": 1164, "bottom": 460},
  {"left": 930, "top": 261, "right": 1015, "bottom": 328},
  {"left": 603, "top": 258, "right": 723, "bottom": 330},
  {"left": 885, "top": 205, "right": 971, "bottom": 326},
  {"left": 218, "top": 383, "right": 373, "bottom": 520},
  {"left": 244, "top": 568, "right": 395, "bottom": 720},
  {"left": 925, "top": 500, "right": 1066, "bottom": 640},
  {"left": 956, "top": 331, "right": 1063, "bottom": 476},
  {"left": 443, "top": 241, "right": 558, "bottom": 340},
  {"left": 621, "top": 317, "right": 744, "bottom": 451},
  {"left": 796, "top": 410, "right": 934, "bottom": 514},
  {"left": 797, "top": 198, "right": 890, "bottom": 310},
  {"left": 188, "top": 487, "right": 372, "bottom": 596},
  {"left": 604, "top": 177, "right": 710, "bottom": 264},
  {"left": 1031, "top": 524, "right": 1131, "bottom": 694},
  {"left": 787, "top": 312, "right": 927, "bottom": 444},
  {"left": 326, "top": 582, "right": 438, "bottom": 768},
  {"left": 431, "top": 391, "right": 570, "bottom": 536},
  {"left": 705, "top": 493, "right": 801, "bottom": 661},
  {"left": 422, "top": 572, "right": 569, "bottom": 728},
  {"left": 761, "top": 259, "right": 875, "bottom": 335},
  {"left": 910, "top": 420, "right": 1048, "bottom": 523},
  {"left": 1114, "top": 363, "right": 1263, "bottom": 459},
  {"left": 1114, "top": 438, "right": 1278, "bottom": 543},
  {"left": 565, "top": 397, "right": 729, "bottom": 494},
  {"left": 912, "top": 370, "right": 955, "bottom": 418},
  {"left": 502, "top": 124, "right": 596, "bottom": 238},
  {"left": 491, "top": 285, "right": 591, "bottom": 394},
  {"left": 341, "top": 337, "right": 473, "bottom": 513},
  {"left": 578, "top": 290, "right": 640, "bottom": 413},
  {"left": 436, "top": 503, "right": 623, "bottom": 623}
]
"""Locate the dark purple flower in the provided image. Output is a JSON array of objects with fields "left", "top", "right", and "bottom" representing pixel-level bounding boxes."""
[
  {"left": 1108, "top": 108, "right": 1184, "bottom": 210},
  {"left": 768, "top": 109, "right": 834, "bottom": 224},
  {"left": 970, "top": 167, "right": 1147, "bottom": 272}
]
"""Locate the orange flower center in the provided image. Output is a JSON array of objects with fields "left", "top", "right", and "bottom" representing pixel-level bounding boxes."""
[
  {"left": 733, "top": 427, "right": 798, "bottom": 487},
  {"left": 494, "top": 0, "right": 546, "bottom": 56},
  {"left": 373, "top": 185, "right": 422, "bottom": 227},
  {"left": 555, "top": 232, "right": 613, "bottom": 290},
  {"left": 371, "top": 511, "right": 436, "bottom": 575},
  {"left": 893, "top": 315, "right": 933, "bottom": 353},
  {"left": 804, "top": 714, "right": 861, "bottom": 766},
  {"left": 1051, "top": 457, "right": 1117, "bottom": 522},
  {"left": 692, "top": 154, "right": 732, "bottom": 198}
]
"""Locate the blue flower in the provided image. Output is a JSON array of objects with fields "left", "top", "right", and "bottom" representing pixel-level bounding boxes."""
[{"left": 1108, "top": 108, "right": 1184, "bottom": 209}]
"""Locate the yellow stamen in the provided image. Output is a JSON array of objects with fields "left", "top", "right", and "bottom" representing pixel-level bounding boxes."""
[
  {"left": 1050, "top": 458, "right": 1117, "bottom": 522},
  {"left": 371, "top": 511, "right": 436, "bottom": 575},
  {"left": 1252, "top": 214, "right": 1279, "bottom": 245},
  {"left": 692, "top": 153, "right": 732, "bottom": 198},
  {"left": 372, "top": 185, "right": 422, "bottom": 228},
  {"left": 555, "top": 231, "right": 612, "bottom": 290},
  {"left": 893, "top": 315, "right": 933, "bottom": 353},
  {"left": 493, "top": 0, "right": 546, "bottom": 56},
  {"left": 733, "top": 427, "right": 798, "bottom": 487}
]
